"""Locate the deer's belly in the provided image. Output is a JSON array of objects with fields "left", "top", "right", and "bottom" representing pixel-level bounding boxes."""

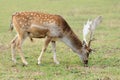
[
  {"left": 29, "top": 33, "right": 46, "bottom": 38},
  {"left": 27, "top": 25, "right": 49, "bottom": 38}
]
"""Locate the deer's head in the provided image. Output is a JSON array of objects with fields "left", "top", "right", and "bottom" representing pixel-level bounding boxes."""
[{"left": 81, "top": 16, "right": 102, "bottom": 67}]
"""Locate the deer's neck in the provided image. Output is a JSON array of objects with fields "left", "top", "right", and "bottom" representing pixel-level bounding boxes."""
[{"left": 61, "top": 30, "right": 83, "bottom": 53}]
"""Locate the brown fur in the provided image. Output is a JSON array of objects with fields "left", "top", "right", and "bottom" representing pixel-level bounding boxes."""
[{"left": 10, "top": 11, "right": 90, "bottom": 66}]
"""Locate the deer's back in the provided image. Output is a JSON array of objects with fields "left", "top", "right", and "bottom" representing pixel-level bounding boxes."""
[{"left": 12, "top": 12, "right": 72, "bottom": 38}]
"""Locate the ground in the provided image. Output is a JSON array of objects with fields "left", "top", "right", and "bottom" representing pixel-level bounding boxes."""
[{"left": 0, "top": 0, "right": 120, "bottom": 80}]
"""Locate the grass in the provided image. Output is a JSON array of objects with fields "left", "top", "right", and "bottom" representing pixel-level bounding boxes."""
[{"left": 0, "top": 0, "right": 120, "bottom": 80}]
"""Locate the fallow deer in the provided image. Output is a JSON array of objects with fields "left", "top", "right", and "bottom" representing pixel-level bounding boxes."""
[{"left": 10, "top": 11, "right": 102, "bottom": 66}]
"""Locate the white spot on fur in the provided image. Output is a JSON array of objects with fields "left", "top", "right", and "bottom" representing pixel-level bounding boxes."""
[
  {"left": 31, "top": 13, "right": 33, "bottom": 15},
  {"left": 19, "top": 22, "right": 22, "bottom": 24}
]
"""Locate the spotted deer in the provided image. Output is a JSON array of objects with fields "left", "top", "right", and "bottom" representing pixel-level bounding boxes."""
[{"left": 10, "top": 11, "right": 102, "bottom": 66}]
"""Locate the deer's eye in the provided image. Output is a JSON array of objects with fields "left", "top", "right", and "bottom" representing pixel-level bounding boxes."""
[{"left": 89, "top": 49, "right": 92, "bottom": 53}]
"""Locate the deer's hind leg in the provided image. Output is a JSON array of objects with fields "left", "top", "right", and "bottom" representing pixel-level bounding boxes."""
[
  {"left": 16, "top": 33, "right": 28, "bottom": 66},
  {"left": 11, "top": 32, "right": 28, "bottom": 66},
  {"left": 11, "top": 35, "right": 18, "bottom": 63}
]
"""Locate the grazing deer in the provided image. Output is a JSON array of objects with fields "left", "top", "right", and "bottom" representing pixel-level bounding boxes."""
[{"left": 10, "top": 11, "right": 102, "bottom": 66}]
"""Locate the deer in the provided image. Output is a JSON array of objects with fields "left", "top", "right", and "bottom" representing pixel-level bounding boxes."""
[{"left": 9, "top": 11, "right": 102, "bottom": 67}]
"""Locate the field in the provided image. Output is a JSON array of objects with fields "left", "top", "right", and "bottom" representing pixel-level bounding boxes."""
[{"left": 0, "top": 0, "right": 120, "bottom": 80}]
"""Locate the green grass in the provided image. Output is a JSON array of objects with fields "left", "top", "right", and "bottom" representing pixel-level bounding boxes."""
[{"left": 0, "top": 0, "right": 120, "bottom": 80}]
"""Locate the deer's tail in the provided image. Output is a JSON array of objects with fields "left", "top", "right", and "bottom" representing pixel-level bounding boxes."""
[{"left": 9, "top": 15, "right": 14, "bottom": 32}]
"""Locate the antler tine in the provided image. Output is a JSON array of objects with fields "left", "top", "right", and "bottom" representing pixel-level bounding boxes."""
[
  {"left": 83, "top": 19, "right": 92, "bottom": 45},
  {"left": 88, "top": 16, "right": 102, "bottom": 47},
  {"left": 88, "top": 32, "right": 95, "bottom": 47},
  {"left": 83, "top": 16, "right": 102, "bottom": 47}
]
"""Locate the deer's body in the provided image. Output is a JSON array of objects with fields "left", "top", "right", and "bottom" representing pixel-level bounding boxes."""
[{"left": 10, "top": 12, "right": 100, "bottom": 66}]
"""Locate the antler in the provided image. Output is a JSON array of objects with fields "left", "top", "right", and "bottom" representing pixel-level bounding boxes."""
[
  {"left": 88, "top": 32, "right": 95, "bottom": 47},
  {"left": 83, "top": 19, "right": 92, "bottom": 44},
  {"left": 83, "top": 16, "right": 102, "bottom": 47}
]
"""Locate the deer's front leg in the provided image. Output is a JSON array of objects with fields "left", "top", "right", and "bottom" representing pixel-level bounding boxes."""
[
  {"left": 38, "top": 37, "right": 51, "bottom": 65},
  {"left": 51, "top": 41, "right": 59, "bottom": 64}
]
